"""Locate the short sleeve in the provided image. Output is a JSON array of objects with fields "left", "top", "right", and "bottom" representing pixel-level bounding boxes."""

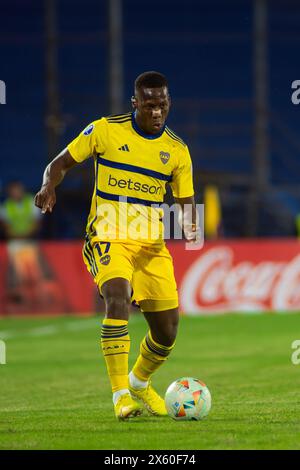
[
  {"left": 67, "top": 118, "right": 107, "bottom": 163},
  {"left": 170, "top": 145, "right": 194, "bottom": 198}
]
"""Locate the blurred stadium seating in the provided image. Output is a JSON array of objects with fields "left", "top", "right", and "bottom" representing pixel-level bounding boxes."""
[{"left": 1, "top": 0, "right": 300, "bottom": 239}]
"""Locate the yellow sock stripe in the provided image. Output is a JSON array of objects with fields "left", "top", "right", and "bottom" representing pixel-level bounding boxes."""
[
  {"left": 100, "top": 318, "right": 130, "bottom": 393},
  {"left": 148, "top": 330, "right": 175, "bottom": 351},
  {"left": 101, "top": 338, "right": 130, "bottom": 343},
  {"left": 101, "top": 326, "right": 128, "bottom": 332},
  {"left": 144, "top": 336, "right": 170, "bottom": 358},
  {"left": 103, "top": 351, "right": 129, "bottom": 357},
  {"left": 141, "top": 343, "right": 164, "bottom": 364},
  {"left": 101, "top": 325, "right": 128, "bottom": 332},
  {"left": 101, "top": 335, "right": 129, "bottom": 340},
  {"left": 102, "top": 318, "right": 128, "bottom": 326},
  {"left": 101, "top": 319, "right": 129, "bottom": 339},
  {"left": 101, "top": 329, "right": 128, "bottom": 335},
  {"left": 101, "top": 330, "right": 129, "bottom": 339},
  {"left": 143, "top": 334, "right": 173, "bottom": 357}
]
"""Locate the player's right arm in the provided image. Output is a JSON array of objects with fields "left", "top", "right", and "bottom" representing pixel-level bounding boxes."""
[
  {"left": 35, "top": 118, "right": 107, "bottom": 214},
  {"left": 34, "top": 149, "right": 77, "bottom": 214}
]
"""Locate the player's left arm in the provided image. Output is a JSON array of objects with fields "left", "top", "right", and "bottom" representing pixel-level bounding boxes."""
[
  {"left": 170, "top": 145, "right": 201, "bottom": 245},
  {"left": 175, "top": 195, "right": 200, "bottom": 244}
]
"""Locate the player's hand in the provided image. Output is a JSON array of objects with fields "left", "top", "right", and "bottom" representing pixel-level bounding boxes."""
[
  {"left": 184, "top": 223, "right": 203, "bottom": 249},
  {"left": 178, "top": 208, "right": 203, "bottom": 250},
  {"left": 34, "top": 184, "right": 56, "bottom": 214}
]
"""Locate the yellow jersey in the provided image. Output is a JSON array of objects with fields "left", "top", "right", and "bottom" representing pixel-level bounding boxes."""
[{"left": 67, "top": 112, "right": 194, "bottom": 246}]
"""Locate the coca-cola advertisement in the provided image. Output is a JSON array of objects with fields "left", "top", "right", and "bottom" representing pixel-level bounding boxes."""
[{"left": 169, "top": 240, "right": 300, "bottom": 314}]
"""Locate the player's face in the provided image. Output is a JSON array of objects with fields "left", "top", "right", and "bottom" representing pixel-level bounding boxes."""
[
  {"left": 133, "top": 86, "right": 170, "bottom": 134},
  {"left": 8, "top": 183, "right": 25, "bottom": 201}
]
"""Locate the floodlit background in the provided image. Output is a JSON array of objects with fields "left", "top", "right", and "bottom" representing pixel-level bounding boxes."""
[
  {"left": 1, "top": 0, "right": 300, "bottom": 239},
  {"left": 0, "top": 0, "right": 300, "bottom": 451},
  {"left": 1, "top": 0, "right": 300, "bottom": 315}
]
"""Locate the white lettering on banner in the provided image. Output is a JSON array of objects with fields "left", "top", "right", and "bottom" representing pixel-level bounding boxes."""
[
  {"left": 291, "top": 340, "right": 300, "bottom": 365},
  {"left": 0, "top": 340, "right": 6, "bottom": 364},
  {"left": 273, "top": 255, "right": 300, "bottom": 310},
  {"left": 180, "top": 247, "right": 300, "bottom": 313}
]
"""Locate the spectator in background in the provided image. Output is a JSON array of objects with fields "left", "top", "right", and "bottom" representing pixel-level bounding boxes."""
[
  {"left": 0, "top": 181, "right": 49, "bottom": 314},
  {"left": 204, "top": 184, "right": 223, "bottom": 239},
  {"left": 296, "top": 213, "right": 300, "bottom": 239},
  {"left": 0, "top": 181, "right": 40, "bottom": 239}
]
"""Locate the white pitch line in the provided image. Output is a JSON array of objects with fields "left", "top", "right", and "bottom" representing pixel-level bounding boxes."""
[
  {"left": 29, "top": 325, "right": 60, "bottom": 336},
  {"left": 0, "top": 331, "right": 15, "bottom": 340},
  {"left": 0, "top": 318, "right": 97, "bottom": 340},
  {"left": 65, "top": 318, "right": 98, "bottom": 331},
  {"left": 0, "top": 314, "right": 144, "bottom": 341}
]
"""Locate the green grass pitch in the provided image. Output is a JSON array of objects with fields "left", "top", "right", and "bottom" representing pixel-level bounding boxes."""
[{"left": 1, "top": 313, "right": 300, "bottom": 450}]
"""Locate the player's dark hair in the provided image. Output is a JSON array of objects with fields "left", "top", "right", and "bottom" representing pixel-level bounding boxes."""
[{"left": 134, "top": 71, "right": 168, "bottom": 92}]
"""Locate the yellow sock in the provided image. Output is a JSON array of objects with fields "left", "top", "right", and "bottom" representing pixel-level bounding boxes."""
[
  {"left": 101, "top": 318, "right": 130, "bottom": 393},
  {"left": 132, "top": 330, "right": 175, "bottom": 382}
]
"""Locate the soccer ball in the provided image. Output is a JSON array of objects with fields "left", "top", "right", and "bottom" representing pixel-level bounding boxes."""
[{"left": 165, "top": 377, "right": 211, "bottom": 421}]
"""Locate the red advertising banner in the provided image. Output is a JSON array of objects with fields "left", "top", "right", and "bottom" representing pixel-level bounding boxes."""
[
  {"left": 0, "top": 239, "right": 300, "bottom": 315},
  {"left": 168, "top": 239, "right": 300, "bottom": 314},
  {"left": 0, "top": 241, "right": 95, "bottom": 315}
]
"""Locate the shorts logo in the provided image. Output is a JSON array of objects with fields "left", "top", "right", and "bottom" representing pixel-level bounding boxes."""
[
  {"left": 160, "top": 151, "right": 170, "bottom": 164},
  {"left": 83, "top": 124, "right": 94, "bottom": 135},
  {"left": 100, "top": 254, "right": 111, "bottom": 265}
]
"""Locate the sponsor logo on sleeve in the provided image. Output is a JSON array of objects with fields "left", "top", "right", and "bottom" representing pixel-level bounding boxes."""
[{"left": 83, "top": 123, "right": 94, "bottom": 135}]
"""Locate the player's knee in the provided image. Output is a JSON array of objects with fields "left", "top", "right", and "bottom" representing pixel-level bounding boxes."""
[
  {"left": 101, "top": 279, "right": 132, "bottom": 318},
  {"left": 105, "top": 294, "right": 131, "bottom": 317},
  {"left": 166, "top": 320, "right": 178, "bottom": 346},
  {"left": 155, "top": 317, "right": 178, "bottom": 346}
]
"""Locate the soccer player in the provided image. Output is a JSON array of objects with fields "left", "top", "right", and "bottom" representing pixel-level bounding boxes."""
[{"left": 35, "top": 71, "right": 200, "bottom": 420}]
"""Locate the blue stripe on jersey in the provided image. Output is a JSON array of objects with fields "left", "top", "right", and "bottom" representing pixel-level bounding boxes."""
[
  {"left": 97, "top": 156, "right": 172, "bottom": 182},
  {"left": 96, "top": 189, "right": 162, "bottom": 206}
]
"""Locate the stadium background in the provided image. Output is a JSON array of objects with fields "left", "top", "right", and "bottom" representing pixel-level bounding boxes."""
[
  {"left": 0, "top": 0, "right": 299, "bottom": 315},
  {"left": 1, "top": 0, "right": 300, "bottom": 239},
  {"left": 1, "top": 0, "right": 300, "bottom": 451}
]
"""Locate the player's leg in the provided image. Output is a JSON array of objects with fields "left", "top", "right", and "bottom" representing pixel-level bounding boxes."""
[
  {"left": 101, "top": 276, "right": 131, "bottom": 388},
  {"left": 131, "top": 307, "right": 179, "bottom": 381},
  {"left": 100, "top": 277, "right": 142, "bottom": 419},
  {"left": 142, "top": 307, "right": 179, "bottom": 346},
  {"left": 129, "top": 307, "right": 178, "bottom": 415},
  {"left": 82, "top": 239, "right": 142, "bottom": 419},
  {"left": 128, "top": 245, "right": 179, "bottom": 415}
]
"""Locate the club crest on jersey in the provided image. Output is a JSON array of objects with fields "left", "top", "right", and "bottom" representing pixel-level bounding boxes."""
[
  {"left": 100, "top": 254, "right": 111, "bottom": 266},
  {"left": 159, "top": 151, "right": 170, "bottom": 164},
  {"left": 83, "top": 123, "right": 94, "bottom": 135}
]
